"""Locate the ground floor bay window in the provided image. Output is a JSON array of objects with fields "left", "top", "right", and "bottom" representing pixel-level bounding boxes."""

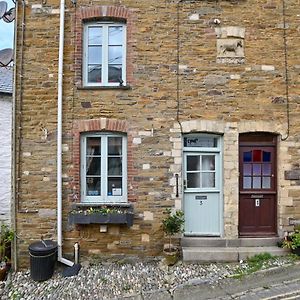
[{"left": 81, "top": 133, "right": 127, "bottom": 203}]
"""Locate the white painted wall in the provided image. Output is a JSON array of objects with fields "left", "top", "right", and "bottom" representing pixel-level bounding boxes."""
[{"left": 0, "top": 98, "right": 11, "bottom": 224}]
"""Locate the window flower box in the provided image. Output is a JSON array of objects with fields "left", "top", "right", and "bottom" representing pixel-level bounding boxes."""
[{"left": 69, "top": 207, "right": 134, "bottom": 227}]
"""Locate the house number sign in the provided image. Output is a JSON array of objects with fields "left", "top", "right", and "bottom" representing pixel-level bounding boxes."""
[
  {"left": 184, "top": 137, "right": 217, "bottom": 148},
  {"left": 195, "top": 195, "right": 207, "bottom": 205}
]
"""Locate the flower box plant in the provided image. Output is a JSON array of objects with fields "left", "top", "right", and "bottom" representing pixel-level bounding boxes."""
[{"left": 69, "top": 207, "right": 134, "bottom": 227}]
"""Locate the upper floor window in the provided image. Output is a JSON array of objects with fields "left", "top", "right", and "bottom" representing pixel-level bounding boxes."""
[{"left": 83, "top": 22, "right": 126, "bottom": 87}]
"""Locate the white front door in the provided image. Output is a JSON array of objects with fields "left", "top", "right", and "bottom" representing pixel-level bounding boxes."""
[{"left": 183, "top": 134, "right": 222, "bottom": 236}]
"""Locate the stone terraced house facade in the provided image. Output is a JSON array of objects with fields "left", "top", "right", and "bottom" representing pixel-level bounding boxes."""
[{"left": 13, "top": 0, "right": 300, "bottom": 267}]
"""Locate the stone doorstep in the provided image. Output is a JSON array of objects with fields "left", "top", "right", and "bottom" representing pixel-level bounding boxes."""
[
  {"left": 182, "top": 246, "right": 289, "bottom": 262},
  {"left": 181, "top": 237, "right": 281, "bottom": 248}
]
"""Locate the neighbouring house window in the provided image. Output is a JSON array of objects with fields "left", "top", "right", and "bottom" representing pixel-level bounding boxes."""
[
  {"left": 83, "top": 22, "right": 126, "bottom": 87},
  {"left": 81, "top": 133, "right": 127, "bottom": 203}
]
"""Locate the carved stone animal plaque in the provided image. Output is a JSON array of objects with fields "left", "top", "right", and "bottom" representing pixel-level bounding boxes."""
[
  {"left": 217, "top": 39, "right": 244, "bottom": 57},
  {"left": 215, "top": 26, "right": 245, "bottom": 64}
]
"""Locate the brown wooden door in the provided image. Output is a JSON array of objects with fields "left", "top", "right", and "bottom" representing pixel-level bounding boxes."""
[{"left": 239, "top": 134, "right": 277, "bottom": 236}]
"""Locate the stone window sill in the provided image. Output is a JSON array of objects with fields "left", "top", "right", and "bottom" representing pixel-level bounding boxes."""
[{"left": 77, "top": 85, "right": 131, "bottom": 91}]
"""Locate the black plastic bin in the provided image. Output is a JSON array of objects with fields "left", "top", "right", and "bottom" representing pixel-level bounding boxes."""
[{"left": 29, "top": 240, "right": 58, "bottom": 281}]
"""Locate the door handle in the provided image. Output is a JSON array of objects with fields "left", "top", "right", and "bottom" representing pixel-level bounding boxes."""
[{"left": 175, "top": 174, "right": 179, "bottom": 197}]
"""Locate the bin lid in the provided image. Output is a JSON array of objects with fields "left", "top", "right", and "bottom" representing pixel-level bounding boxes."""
[{"left": 29, "top": 240, "right": 58, "bottom": 256}]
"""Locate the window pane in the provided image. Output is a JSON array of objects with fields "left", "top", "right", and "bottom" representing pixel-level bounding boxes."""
[
  {"left": 87, "top": 137, "right": 101, "bottom": 155},
  {"left": 86, "top": 157, "right": 101, "bottom": 175},
  {"left": 263, "top": 151, "right": 271, "bottom": 162},
  {"left": 109, "top": 26, "right": 123, "bottom": 45},
  {"left": 187, "top": 156, "right": 200, "bottom": 171},
  {"left": 108, "top": 65, "right": 122, "bottom": 83},
  {"left": 86, "top": 177, "right": 101, "bottom": 196},
  {"left": 108, "top": 46, "right": 122, "bottom": 64},
  {"left": 262, "top": 164, "right": 271, "bottom": 176},
  {"left": 108, "top": 137, "right": 122, "bottom": 155},
  {"left": 253, "top": 164, "right": 261, "bottom": 176},
  {"left": 108, "top": 158, "right": 122, "bottom": 175},
  {"left": 184, "top": 137, "right": 218, "bottom": 148},
  {"left": 243, "top": 151, "right": 252, "bottom": 162},
  {"left": 253, "top": 176, "right": 261, "bottom": 188},
  {"left": 108, "top": 177, "right": 122, "bottom": 196},
  {"left": 243, "top": 164, "right": 251, "bottom": 176},
  {"left": 88, "top": 46, "right": 102, "bottom": 64},
  {"left": 262, "top": 177, "right": 271, "bottom": 189},
  {"left": 88, "top": 27, "right": 102, "bottom": 45},
  {"left": 202, "top": 155, "right": 215, "bottom": 171},
  {"left": 253, "top": 150, "right": 262, "bottom": 162},
  {"left": 243, "top": 177, "right": 251, "bottom": 189},
  {"left": 187, "top": 173, "right": 200, "bottom": 188},
  {"left": 88, "top": 65, "right": 102, "bottom": 83},
  {"left": 202, "top": 172, "right": 215, "bottom": 188}
]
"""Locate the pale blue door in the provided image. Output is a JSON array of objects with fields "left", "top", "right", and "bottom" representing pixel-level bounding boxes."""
[{"left": 183, "top": 135, "right": 222, "bottom": 236}]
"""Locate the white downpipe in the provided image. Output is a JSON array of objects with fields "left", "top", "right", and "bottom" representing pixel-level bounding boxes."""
[{"left": 57, "top": 0, "right": 74, "bottom": 267}]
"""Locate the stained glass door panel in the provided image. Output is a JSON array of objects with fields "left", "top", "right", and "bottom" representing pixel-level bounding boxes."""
[{"left": 242, "top": 149, "right": 273, "bottom": 190}]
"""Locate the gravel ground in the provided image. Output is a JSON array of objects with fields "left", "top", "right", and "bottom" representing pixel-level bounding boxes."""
[{"left": 0, "top": 256, "right": 296, "bottom": 300}]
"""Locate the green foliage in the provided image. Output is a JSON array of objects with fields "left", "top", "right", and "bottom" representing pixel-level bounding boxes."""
[
  {"left": 0, "top": 223, "right": 14, "bottom": 262},
  {"left": 231, "top": 253, "right": 275, "bottom": 279},
  {"left": 11, "top": 290, "right": 22, "bottom": 300},
  {"left": 162, "top": 209, "right": 184, "bottom": 252},
  {"left": 162, "top": 209, "right": 184, "bottom": 237},
  {"left": 287, "top": 253, "right": 300, "bottom": 261},
  {"left": 291, "top": 232, "right": 300, "bottom": 249},
  {"left": 282, "top": 230, "right": 300, "bottom": 250},
  {"left": 122, "top": 284, "right": 132, "bottom": 291},
  {"left": 247, "top": 252, "right": 273, "bottom": 264}
]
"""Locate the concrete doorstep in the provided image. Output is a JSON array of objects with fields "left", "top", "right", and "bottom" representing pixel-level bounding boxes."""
[{"left": 182, "top": 246, "right": 288, "bottom": 262}]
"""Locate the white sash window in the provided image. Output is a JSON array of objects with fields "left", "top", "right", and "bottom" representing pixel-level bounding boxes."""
[
  {"left": 81, "top": 133, "right": 127, "bottom": 203},
  {"left": 83, "top": 22, "right": 127, "bottom": 86}
]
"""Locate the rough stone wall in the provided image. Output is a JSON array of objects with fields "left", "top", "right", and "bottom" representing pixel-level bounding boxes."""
[
  {"left": 170, "top": 0, "right": 300, "bottom": 237},
  {"left": 14, "top": 0, "right": 300, "bottom": 267},
  {"left": 0, "top": 95, "right": 11, "bottom": 224}
]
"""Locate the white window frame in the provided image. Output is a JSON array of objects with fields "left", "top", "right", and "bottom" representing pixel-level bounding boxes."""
[
  {"left": 81, "top": 133, "right": 127, "bottom": 203},
  {"left": 83, "top": 22, "right": 127, "bottom": 87},
  {"left": 183, "top": 134, "right": 222, "bottom": 193}
]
